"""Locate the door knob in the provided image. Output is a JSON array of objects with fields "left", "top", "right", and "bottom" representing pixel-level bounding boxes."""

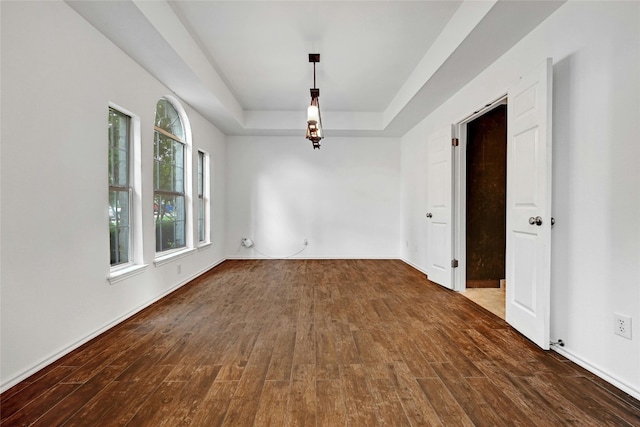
[
  {"left": 426, "top": 213, "right": 433, "bottom": 218},
  {"left": 528, "top": 216, "right": 543, "bottom": 226}
]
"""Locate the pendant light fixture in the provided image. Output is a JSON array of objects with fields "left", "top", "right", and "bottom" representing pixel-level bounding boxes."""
[{"left": 306, "top": 53, "right": 323, "bottom": 149}]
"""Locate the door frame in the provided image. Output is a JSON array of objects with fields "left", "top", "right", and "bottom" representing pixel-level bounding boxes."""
[{"left": 452, "top": 94, "right": 508, "bottom": 292}]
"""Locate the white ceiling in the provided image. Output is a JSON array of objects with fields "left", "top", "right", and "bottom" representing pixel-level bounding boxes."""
[
  {"left": 170, "top": 1, "right": 461, "bottom": 112},
  {"left": 67, "top": 0, "right": 565, "bottom": 137}
]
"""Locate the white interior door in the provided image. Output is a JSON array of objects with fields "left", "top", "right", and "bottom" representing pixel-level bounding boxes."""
[
  {"left": 426, "top": 126, "right": 453, "bottom": 289},
  {"left": 506, "top": 58, "right": 553, "bottom": 349}
]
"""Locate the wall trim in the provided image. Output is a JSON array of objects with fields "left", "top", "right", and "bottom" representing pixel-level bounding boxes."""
[
  {"left": 400, "top": 257, "right": 430, "bottom": 278},
  {"left": 226, "top": 255, "right": 401, "bottom": 260},
  {"left": 552, "top": 346, "right": 640, "bottom": 401},
  {"left": 0, "top": 257, "right": 227, "bottom": 394}
]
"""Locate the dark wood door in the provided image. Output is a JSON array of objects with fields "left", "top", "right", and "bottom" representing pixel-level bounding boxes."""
[{"left": 466, "top": 105, "right": 507, "bottom": 288}]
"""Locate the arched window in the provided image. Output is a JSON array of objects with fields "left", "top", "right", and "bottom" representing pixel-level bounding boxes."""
[{"left": 154, "top": 98, "right": 189, "bottom": 254}]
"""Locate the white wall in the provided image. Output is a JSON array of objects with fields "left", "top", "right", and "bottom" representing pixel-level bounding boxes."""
[
  {"left": 226, "top": 136, "right": 401, "bottom": 259},
  {"left": 401, "top": 1, "right": 640, "bottom": 397},
  {"left": 0, "top": 1, "right": 227, "bottom": 391}
]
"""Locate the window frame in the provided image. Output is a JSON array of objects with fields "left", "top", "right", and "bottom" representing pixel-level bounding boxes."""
[
  {"left": 108, "top": 107, "right": 132, "bottom": 267},
  {"left": 197, "top": 149, "right": 211, "bottom": 247},
  {"left": 108, "top": 103, "right": 146, "bottom": 283},
  {"left": 153, "top": 96, "right": 194, "bottom": 263}
]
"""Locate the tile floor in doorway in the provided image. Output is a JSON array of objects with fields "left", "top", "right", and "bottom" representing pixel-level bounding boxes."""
[{"left": 462, "top": 287, "right": 506, "bottom": 320}]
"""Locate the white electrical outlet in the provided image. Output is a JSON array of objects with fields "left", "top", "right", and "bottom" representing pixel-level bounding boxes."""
[
  {"left": 303, "top": 238, "right": 308, "bottom": 246},
  {"left": 614, "top": 313, "right": 632, "bottom": 339},
  {"left": 177, "top": 264, "right": 182, "bottom": 274}
]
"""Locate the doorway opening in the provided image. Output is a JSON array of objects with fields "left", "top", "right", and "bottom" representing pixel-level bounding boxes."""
[{"left": 455, "top": 98, "right": 507, "bottom": 319}]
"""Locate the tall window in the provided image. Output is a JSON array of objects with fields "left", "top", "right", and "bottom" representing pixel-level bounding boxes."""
[
  {"left": 108, "top": 108, "right": 131, "bottom": 266},
  {"left": 197, "top": 150, "right": 210, "bottom": 244},
  {"left": 154, "top": 98, "right": 187, "bottom": 253}
]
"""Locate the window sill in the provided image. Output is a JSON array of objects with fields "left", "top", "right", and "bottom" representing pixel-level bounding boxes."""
[
  {"left": 154, "top": 248, "right": 195, "bottom": 266},
  {"left": 108, "top": 264, "right": 148, "bottom": 285},
  {"left": 198, "top": 242, "right": 212, "bottom": 251}
]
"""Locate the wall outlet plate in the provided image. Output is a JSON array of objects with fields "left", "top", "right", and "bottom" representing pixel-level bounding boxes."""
[{"left": 614, "top": 313, "right": 632, "bottom": 339}]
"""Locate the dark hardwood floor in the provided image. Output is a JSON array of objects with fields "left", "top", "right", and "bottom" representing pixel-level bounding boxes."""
[{"left": 2, "top": 259, "right": 639, "bottom": 426}]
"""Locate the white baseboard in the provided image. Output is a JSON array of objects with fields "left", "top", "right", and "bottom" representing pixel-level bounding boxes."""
[
  {"left": 225, "top": 255, "right": 400, "bottom": 260},
  {"left": 400, "top": 257, "right": 430, "bottom": 277},
  {"left": 552, "top": 346, "right": 640, "bottom": 401},
  {"left": 0, "top": 258, "right": 226, "bottom": 394}
]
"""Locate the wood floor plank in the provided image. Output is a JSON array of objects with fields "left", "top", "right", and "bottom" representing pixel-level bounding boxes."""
[
  {"left": 423, "top": 326, "right": 484, "bottom": 378},
  {"left": 417, "top": 377, "right": 475, "bottom": 427},
  {"left": 56, "top": 324, "right": 139, "bottom": 371},
  {"left": 266, "top": 330, "right": 296, "bottom": 381},
  {"left": 125, "top": 380, "right": 187, "bottom": 426},
  {"left": 0, "top": 382, "right": 80, "bottom": 426},
  {"left": 517, "top": 374, "right": 617, "bottom": 426},
  {"left": 465, "top": 376, "right": 536, "bottom": 427},
  {"left": 431, "top": 362, "right": 507, "bottom": 427},
  {"left": 411, "top": 328, "right": 450, "bottom": 364},
  {"left": 389, "top": 362, "right": 443, "bottom": 426},
  {"left": 462, "top": 329, "right": 533, "bottom": 377},
  {"left": 393, "top": 334, "right": 438, "bottom": 378},
  {"left": 286, "top": 364, "right": 316, "bottom": 426},
  {"left": 341, "top": 364, "right": 380, "bottom": 426},
  {"left": 191, "top": 381, "right": 238, "bottom": 427},
  {"left": 316, "top": 379, "right": 347, "bottom": 426},
  {"left": 0, "top": 366, "right": 76, "bottom": 421},
  {"left": 62, "top": 364, "right": 173, "bottom": 427},
  {"left": 333, "top": 322, "right": 361, "bottom": 365},
  {"left": 29, "top": 366, "right": 122, "bottom": 427},
  {"left": 1, "top": 259, "right": 638, "bottom": 426},
  {"left": 233, "top": 363, "right": 269, "bottom": 400},
  {"left": 368, "top": 378, "right": 412, "bottom": 426},
  {"left": 475, "top": 360, "right": 566, "bottom": 426},
  {"left": 253, "top": 380, "right": 290, "bottom": 426},
  {"left": 532, "top": 373, "right": 638, "bottom": 427},
  {"left": 568, "top": 376, "right": 640, "bottom": 425},
  {"left": 158, "top": 365, "right": 222, "bottom": 426},
  {"left": 316, "top": 326, "right": 340, "bottom": 380},
  {"left": 292, "top": 322, "right": 315, "bottom": 366},
  {"left": 219, "top": 397, "right": 260, "bottom": 427}
]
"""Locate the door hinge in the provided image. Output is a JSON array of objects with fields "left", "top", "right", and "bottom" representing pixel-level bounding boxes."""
[
  {"left": 451, "top": 259, "right": 459, "bottom": 268},
  {"left": 452, "top": 138, "right": 459, "bottom": 147}
]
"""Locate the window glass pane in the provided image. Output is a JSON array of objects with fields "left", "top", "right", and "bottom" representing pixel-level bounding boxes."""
[
  {"left": 154, "top": 194, "right": 186, "bottom": 252},
  {"left": 116, "top": 190, "right": 130, "bottom": 227},
  {"left": 173, "top": 195, "right": 186, "bottom": 248},
  {"left": 174, "top": 142, "right": 184, "bottom": 193},
  {"left": 155, "top": 194, "right": 170, "bottom": 252},
  {"left": 109, "top": 189, "right": 130, "bottom": 265},
  {"left": 197, "top": 151, "right": 205, "bottom": 243},
  {"left": 155, "top": 134, "right": 177, "bottom": 192},
  {"left": 198, "top": 198, "right": 204, "bottom": 242},
  {"left": 115, "top": 148, "right": 128, "bottom": 186},
  {"left": 108, "top": 108, "right": 131, "bottom": 267},
  {"left": 108, "top": 109, "right": 129, "bottom": 188},
  {"left": 197, "top": 152, "right": 204, "bottom": 196},
  {"left": 154, "top": 98, "right": 185, "bottom": 141}
]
